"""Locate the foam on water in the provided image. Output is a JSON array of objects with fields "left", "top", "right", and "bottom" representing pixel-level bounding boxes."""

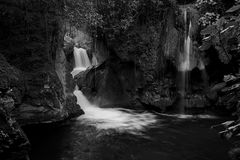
[{"left": 74, "top": 90, "right": 157, "bottom": 135}]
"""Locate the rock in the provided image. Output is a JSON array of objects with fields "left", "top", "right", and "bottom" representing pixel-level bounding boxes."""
[
  {"left": 0, "top": 0, "right": 84, "bottom": 158},
  {"left": 75, "top": 58, "right": 177, "bottom": 111},
  {"left": 75, "top": 58, "right": 144, "bottom": 108},
  {"left": 0, "top": 1, "right": 83, "bottom": 125},
  {"left": 140, "top": 81, "right": 176, "bottom": 111},
  {"left": 214, "top": 75, "right": 240, "bottom": 111},
  {"left": 185, "top": 94, "right": 207, "bottom": 109},
  {"left": 64, "top": 94, "right": 84, "bottom": 118},
  {"left": 0, "top": 97, "right": 15, "bottom": 112},
  {"left": 0, "top": 98, "right": 30, "bottom": 160},
  {"left": 0, "top": 54, "right": 25, "bottom": 105}
]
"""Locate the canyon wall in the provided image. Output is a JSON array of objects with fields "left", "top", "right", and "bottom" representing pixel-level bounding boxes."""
[
  {"left": 74, "top": 3, "right": 208, "bottom": 112},
  {"left": 75, "top": 5, "right": 180, "bottom": 111},
  {"left": 0, "top": 1, "right": 83, "bottom": 158},
  {"left": 0, "top": 0, "right": 83, "bottom": 125}
]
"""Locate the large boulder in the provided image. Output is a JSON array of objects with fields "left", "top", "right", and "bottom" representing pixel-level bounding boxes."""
[{"left": 75, "top": 58, "right": 144, "bottom": 108}]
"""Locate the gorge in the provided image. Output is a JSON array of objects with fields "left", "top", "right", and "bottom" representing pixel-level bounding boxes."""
[{"left": 0, "top": 0, "right": 240, "bottom": 160}]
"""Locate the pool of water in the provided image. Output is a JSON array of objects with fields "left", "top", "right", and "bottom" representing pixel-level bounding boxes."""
[{"left": 23, "top": 114, "right": 231, "bottom": 160}]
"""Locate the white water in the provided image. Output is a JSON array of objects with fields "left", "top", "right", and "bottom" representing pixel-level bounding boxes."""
[
  {"left": 179, "top": 10, "right": 192, "bottom": 72},
  {"left": 72, "top": 47, "right": 157, "bottom": 135},
  {"left": 71, "top": 47, "right": 91, "bottom": 77},
  {"left": 74, "top": 90, "right": 157, "bottom": 135},
  {"left": 177, "top": 9, "right": 192, "bottom": 113}
]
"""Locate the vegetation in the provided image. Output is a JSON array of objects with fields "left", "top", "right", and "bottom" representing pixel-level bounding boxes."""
[
  {"left": 196, "top": 1, "right": 240, "bottom": 158},
  {"left": 198, "top": 1, "right": 240, "bottom": 64},
  {"left": 64, "top": 0, "right": 177, "bottom": 43}
]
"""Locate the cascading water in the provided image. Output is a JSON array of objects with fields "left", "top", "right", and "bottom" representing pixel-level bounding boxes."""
[
  {"left": 71, "top": 46, "right": 91, "bottom": 77},
  {"left": 74, "top": 89, "right": 157, "bottom": 135},
  {"left": 178, "top": 9, "right": 192, "bottom": 113},
  {"left": 72, "top": 48, "right": 157, "bottom": 135}
]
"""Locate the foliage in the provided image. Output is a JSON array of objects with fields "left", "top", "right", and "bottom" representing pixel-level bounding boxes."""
[
  {"left": 64, "top": 0, "right": 103, "bottom": 30},
  {"left": 0, "top": 0, "right": 63, "bottom": 67},
  {"left": 199, "top": 17, "right": 240, "bottom": 63},
  {"left": 64, "top": 0, "right": 176, "bottom": 42},
  {"left": 195, "top": 0, "right": 224, "bottom": 27},
  {"left": 198, "top": 1, "right": 240, "bottom": 64}
]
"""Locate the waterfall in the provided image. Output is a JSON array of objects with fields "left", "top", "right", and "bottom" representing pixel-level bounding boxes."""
[
  {"left": 177, "top": 9, "right": 192, "bottom": 113},
  {"left": 74, "top": 89, "right": 157, "bottom": 135},
  {"left": 71, "top": 47, "right": 91, "bottom": 77},
  {"left": 72, "top": 48, "right": 157, "bottom": 135},
  {"left": 179, "top": 10, "right": 192, "bottom": 72}
]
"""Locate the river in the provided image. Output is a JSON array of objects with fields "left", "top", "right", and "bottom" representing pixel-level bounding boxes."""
[{"left": 23, "top": 114, "right": 231, "bottom": 160}]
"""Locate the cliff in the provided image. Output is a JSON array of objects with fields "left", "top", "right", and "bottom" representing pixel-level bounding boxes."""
[{"left": 0, "top": 1, "right": 83, "bottom": 158}]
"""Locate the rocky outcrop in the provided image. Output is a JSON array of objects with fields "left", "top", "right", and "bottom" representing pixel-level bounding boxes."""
[
  {"left": 75, "top": 58, "right": 144, "bottom": 108},
  {"left": 0, "top": 55, "right": 30, "bottom": 159},
  {"left": 209, "top": 75, "right": 240, "bottom": 112},
  {"left": 0, "top": 1, "right": 84, "bottom": 157},
  {"left": 0, "top": 99, "right": 30, "bottom": 160},
  {"left": 74, "top": 5, "right": 182, "bottom": 111},
  {"left": 0, "top": 0, "right": 83, "bottom": 125},
  {"left": 74, "top": 3, "right": 209, "bottom": 112}
]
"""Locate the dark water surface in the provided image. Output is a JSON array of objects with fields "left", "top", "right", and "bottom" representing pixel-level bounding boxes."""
[{"left": 23, "top": 115, "right": 231, "bottom": 160}]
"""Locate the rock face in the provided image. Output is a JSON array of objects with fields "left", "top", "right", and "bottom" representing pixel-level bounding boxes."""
[
  {"left": 76, "top": 58, "right": 145, "bottom": 108},
  {"left": 0, "top": 0, "right": 83, "bottom": 125},
  {"left": 0, "top": 100, "right": 30, "bottom": 160},
  {"left": 0, "top": 1, "right": 84, "bottom": 158},
  {"left": 210, "top": 75, "right": 240, "bottom": 113},
  {"left": 74, "top": 3, "right": 208, "bottom": 112},
  {"left": 0, "top": 55, "right": 30, "bottom": 159},
  {"left": 73, "top": 5, "right": 181, "bottom": 111}
]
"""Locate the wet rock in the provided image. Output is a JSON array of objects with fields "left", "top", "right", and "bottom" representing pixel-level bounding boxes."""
[
  {"left": 140, "top": 81, "right": 176, "bottom": 111},
  {"left": 64, "top": 94, "right": 84, "bottom": 118},
  {"left": 75, "top": 58, "right": 144, "bottom": 108}
]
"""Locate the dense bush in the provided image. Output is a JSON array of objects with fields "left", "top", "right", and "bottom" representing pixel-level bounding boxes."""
[
  {"left": 64, "top": 0, "right": 177, "bottom": 42},
  {"left": 195, "top": 0, "right": 224, "bottom": 27},
  {"left": 198, "top": 0, "right": 240, "bottom": 64}
]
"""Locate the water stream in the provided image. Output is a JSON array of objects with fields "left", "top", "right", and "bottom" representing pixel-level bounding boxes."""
[
  {"left": 71, "top": 46, "right": 158, "bottom": 135},
  {"left": 22, "top": 41, "right": 232, "bottom": 160},
  {"left": 177, "top": 9, "right": 193, "bottom": 113},
  {"left": 24, "top": 116, "right": 231, "bottom": 160}
]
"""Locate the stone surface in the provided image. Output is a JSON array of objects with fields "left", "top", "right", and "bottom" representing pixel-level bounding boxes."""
[
  {"left": 0, "top": 0, "right": 83, "bottom": 125},
  {"left": 0, "top": 96, "right": 30, "bottom": 160},
  {"left": 75, "top": 58, "right": 144, "bottom": 108},
  {"left": 0, "top": 1, "right": 84, "bottom": 158},
  {"left": 73, "top": 6, "right": 189, "bottom": 111},
  {"left": 74, "top": 5, "right": 208, "bottom": 112}
]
